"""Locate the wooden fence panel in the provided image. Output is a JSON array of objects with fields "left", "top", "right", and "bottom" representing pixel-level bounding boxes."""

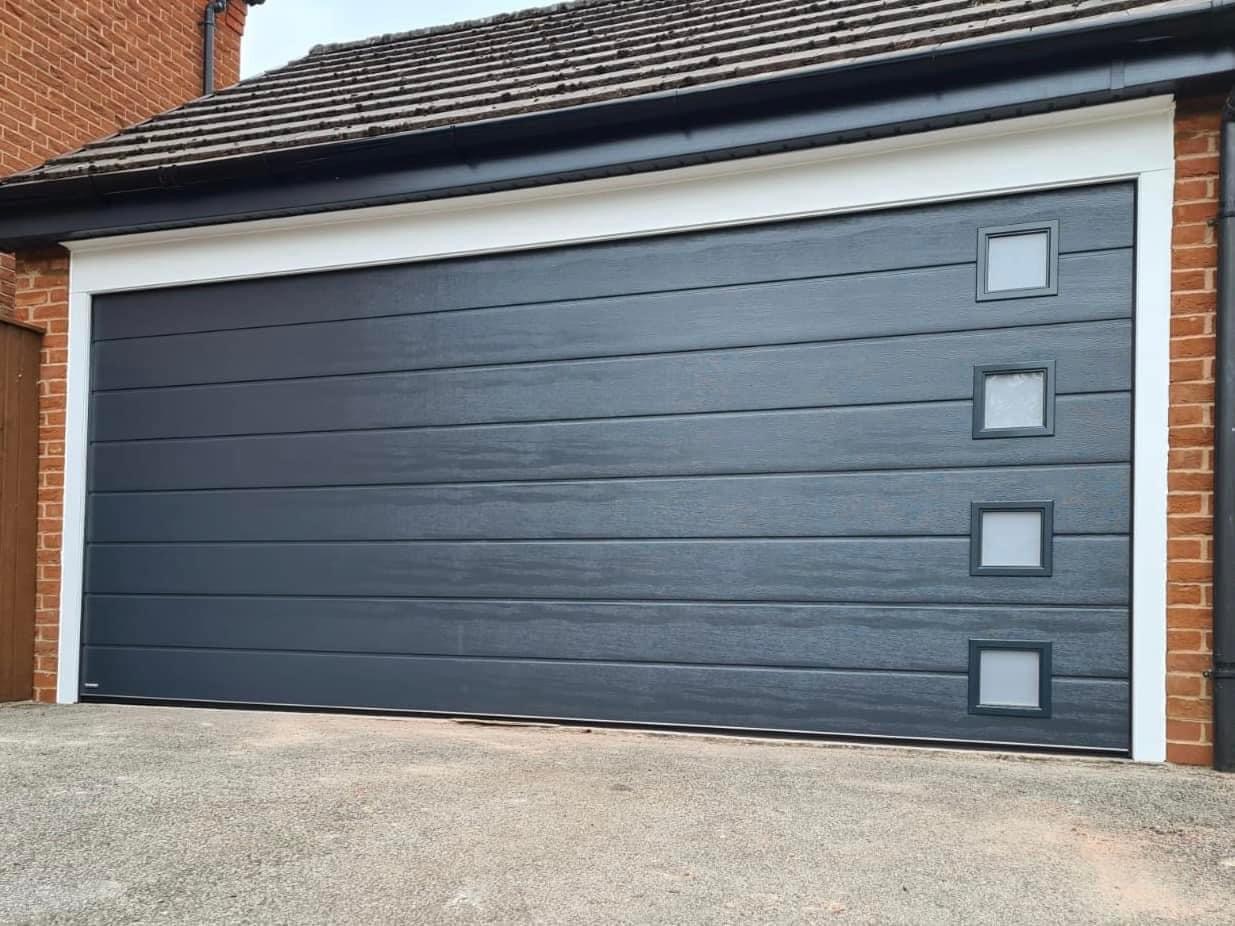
[{"left": 0, "top": 317, "right": 42, "bottom": 702}]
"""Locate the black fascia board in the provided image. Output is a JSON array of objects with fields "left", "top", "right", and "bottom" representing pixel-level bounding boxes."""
[{"left": 1, "top": 7, "right": 1234, "bottom": 248}]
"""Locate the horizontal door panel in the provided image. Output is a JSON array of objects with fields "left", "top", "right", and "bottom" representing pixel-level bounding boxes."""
[
  {"left": 92, "top": 183, "right": 1134, "bottom": 342},
  {"left": 85, "top": 536, "right": 1130, "bottom": 605},
  {"left": 84, "top": 596, "right": 1131, "bottom": 677},
  {"left": 88, "top": 465, "right": 1131, "bottom": 542},
  {"left": 93, "top": 320, "right": 1132, "bottom": 440},
  {"left": 92, "top": 251, "right": 1132, "bottom": 391},
  {"left": 89, "top": 394, "right": 1131, "bottom": 491},
  {"left": 80, "top": 647, "right": 1131, "bottom": 750}
]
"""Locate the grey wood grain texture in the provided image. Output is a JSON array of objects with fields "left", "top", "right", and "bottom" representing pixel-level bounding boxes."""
[
  {"left": 88, "top": 393, "right": 1131, "bottom": 491},
  {"left": 90, "top": 253, "right": 1131, "bottom": 392},
  {"left": 87, "top": 465, "right": 1130, "bottom": 542},
  {"left": 92, "top": 321, "right": 1131, "bottom": 440},
  {"left": 84, "top": 536, "right": 1129, "bottom": 605},
  {"left": 83, "top": 596, "right": 1130, "bottom": 677},
  {"left": 79, "top": 646, "right": 1131, "bottom": 750},
  {"left": 82, "top": 184, "right": 1135, "bottom": 749},
  {"left": 91, "top": 183, "right": 1134, "bottom": 342}
]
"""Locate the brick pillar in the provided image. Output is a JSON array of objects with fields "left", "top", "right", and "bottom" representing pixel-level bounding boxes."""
[
  {"left": 12, "top": 248, "right": 69, "bottom": 704},
  {"left": 1166, "top": 95, "right": 1223, "bottom": 765}
]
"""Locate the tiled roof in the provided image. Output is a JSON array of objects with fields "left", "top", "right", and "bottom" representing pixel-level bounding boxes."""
[{"left": 1, "top": 0, "right": 1206, "bottom": 185}]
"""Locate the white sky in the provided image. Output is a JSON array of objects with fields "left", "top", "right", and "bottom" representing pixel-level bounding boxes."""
[{"left": 241, "top": 0, "right": 536, "bottom": 78}]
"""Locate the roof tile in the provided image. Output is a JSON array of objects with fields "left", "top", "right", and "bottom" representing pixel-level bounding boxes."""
[{"left": 0, "top": 0, "right": 1203, "bottom": 186}]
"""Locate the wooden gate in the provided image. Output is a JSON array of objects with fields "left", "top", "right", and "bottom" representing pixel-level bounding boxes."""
[{"left": 0, "top": 317, "right": 42, "bottom": 701}]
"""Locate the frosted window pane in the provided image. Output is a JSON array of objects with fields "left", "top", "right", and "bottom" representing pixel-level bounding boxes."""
[
  {"left": 981, "top": 510, "right": 1042, "bottom": 567},
  {"left": 979, "top": 649, "right": 1041, "bottom": 708},
  {"left": 984, "top": 371, "right": 1046, "bottom": 430},
  {"left": 987, "top": 232, "right": 1050, "bottom": 291}
]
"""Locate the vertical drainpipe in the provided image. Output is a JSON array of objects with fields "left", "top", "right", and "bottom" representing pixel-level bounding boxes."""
[
  {"left": 1214, "top": 87, "right": 1235, "bottom": 772},
  {"left": 201, "top": 0, "right": 228, "bottom": 96},
  {"left": 202, "top": 0, "right": 263, "bottom": 95}
]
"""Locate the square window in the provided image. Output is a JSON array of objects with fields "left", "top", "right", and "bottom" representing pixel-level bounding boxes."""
[
  {"left": 968, "top": 640, "right": 1053, "bottom": 718},
  {"left": 988, "top": 233, "right": 1049, "bottom": 290},
  {"left": 980, "top": 649, "right": 1041, "bottom": 708},
  {"left": 972, "top": 362, "right": 1055, "bottom": 439},
  {"left": 981, "top": 511, "right": 1042, "bottom": 567},
  {"left": 985, "top": 371, "right": 1045, "bottom": 429},
  {"left": 970, "top": 501, "right": 1054, "bottom": 577},
  {"left": 977, "top": 222, "right": 1059, "bottom": 300}
]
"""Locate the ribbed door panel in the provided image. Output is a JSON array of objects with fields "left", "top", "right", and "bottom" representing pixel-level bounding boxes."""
[{"left": 82, "top": 183, "right": 1135, "bottom": 750}]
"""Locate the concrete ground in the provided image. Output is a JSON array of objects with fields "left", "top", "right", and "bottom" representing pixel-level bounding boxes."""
[{"left": 1, "top": 704, "right": 1233, "bottom": 926}]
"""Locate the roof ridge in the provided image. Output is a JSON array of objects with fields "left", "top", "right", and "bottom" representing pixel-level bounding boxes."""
[{"left": 306, "top": 0, "right": 622, "bottom": 58}]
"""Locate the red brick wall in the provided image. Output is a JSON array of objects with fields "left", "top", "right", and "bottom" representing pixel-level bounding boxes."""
[
  {"left": 1166, "top": 94, "right": 1223, "bottom": 766},
  {"left": 0, "top": 0, "right": 247, "bottom": 319},
  {"left": 9, "top": 249, "right": 69, "bottom": 703}
]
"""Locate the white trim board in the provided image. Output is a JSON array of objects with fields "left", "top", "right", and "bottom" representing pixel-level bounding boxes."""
[{"left": 59, "top": 96, "right": 1175, "bottom": 762}]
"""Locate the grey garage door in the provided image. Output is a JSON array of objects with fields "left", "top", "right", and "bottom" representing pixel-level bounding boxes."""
[{"left": 83, "top": 183, "right": 1133, "bottom": 752}]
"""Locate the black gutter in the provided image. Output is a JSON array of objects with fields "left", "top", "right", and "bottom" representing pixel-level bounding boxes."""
[
  {"left": 1214, "top": 87, "right": 1235, "bottom": 773},
  {"left": 2, "top": 45, "right": 1232, "bottom": 249},
  {"left": 1, "top": 3, "right": 1233, "bottom": 248}
]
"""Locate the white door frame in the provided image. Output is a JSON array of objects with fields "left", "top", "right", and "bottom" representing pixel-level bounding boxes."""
[{"left": 59, "top": 96, "right": 1176, "bottom": 761}]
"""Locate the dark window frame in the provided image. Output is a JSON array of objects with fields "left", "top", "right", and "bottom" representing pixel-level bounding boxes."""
[
  {"left": 970, "top": 500, "right": 1055, "bottom": 577},
  {"left": 976, "top": 220, "right": 1060, "bottom": 301},
  {"left": 968, "top": 639, "right": 1054, "bottom": 718},
  {"left": 972, "top": 360, "right": 1057, "bottom": 439}
]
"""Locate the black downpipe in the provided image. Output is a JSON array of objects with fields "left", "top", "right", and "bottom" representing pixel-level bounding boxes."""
[
  {"left": 203, "top": 0, "right": 264, "bottom": 94},
  {"left": 201, "top": 0, "right": 227, "bottom": 96},
  {"left": 1214, "top": 87, "right": 1235, "bottom": 773}
]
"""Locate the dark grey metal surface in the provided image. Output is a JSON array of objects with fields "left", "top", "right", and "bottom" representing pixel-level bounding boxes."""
[
  {"left": 87, "top": 466, "right": 1130, "bottom": 543},
  {"left": 82, "top": 184, "right": 1135, "bottom": 750},
  {"left": 85, "top": 537, "right": 1128, "bottom": 604},
  {"left": 89, "top": 186, "right": 1133, "bottom": 343},
  {"left": 83, "top": 598, "right": 1129, "bottom": 677},
  {"left": 92, "top": 324, "right": 1125, "bottom": 440},
  {"left": 1214, "top": 88, "right": 1235, "bottom": 772},
  {"left": 88, "top": 395, "right": 1131, "bottom": 492},
  {"left": 82, "top": 648, "right": 1129, "bottom": 749}
]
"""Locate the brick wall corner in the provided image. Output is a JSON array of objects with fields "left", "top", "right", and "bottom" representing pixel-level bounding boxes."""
[
  {"left": 1166, "top": 92, "right": 1224, "bottom": 765},
  {"left": 12, "top": 247, "right": 71, "bottom": 705}
]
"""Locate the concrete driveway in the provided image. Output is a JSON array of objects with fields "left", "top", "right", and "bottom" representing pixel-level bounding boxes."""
[{"left": 1, "top": 703, "right": 1233, "bottom": 925}]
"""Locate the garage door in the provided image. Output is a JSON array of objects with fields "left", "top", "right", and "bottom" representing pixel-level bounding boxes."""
[{"left": 82, "top": 183, "right": 1133, "bottom": 752}]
